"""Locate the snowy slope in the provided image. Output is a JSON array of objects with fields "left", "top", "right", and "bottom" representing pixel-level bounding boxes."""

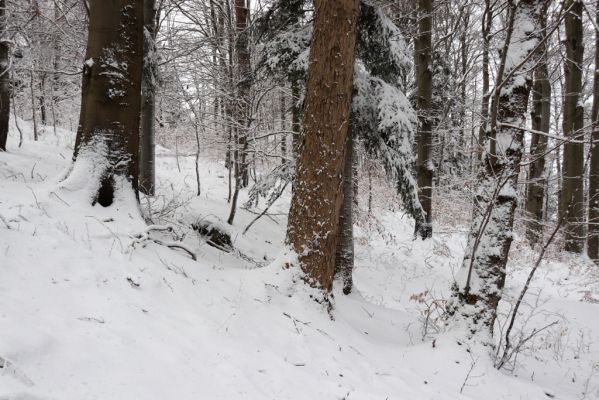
[{"left": 1, "top": 121, "right": 598, "bottom": 399}]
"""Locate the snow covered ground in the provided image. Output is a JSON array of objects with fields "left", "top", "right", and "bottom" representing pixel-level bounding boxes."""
[{"left": 1, "top": 121, "right": 598, "bottom": 399}]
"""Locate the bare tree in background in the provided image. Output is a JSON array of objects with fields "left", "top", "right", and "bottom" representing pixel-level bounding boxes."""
[
  {"left": 0, "top": 0, "right": 9, "bottom": 151},
  {"left": 560, "top": 0, "right": 584, "bottom": 253},
  {"left": 414, "top": 0, "right": 433, "bottom": 238}
]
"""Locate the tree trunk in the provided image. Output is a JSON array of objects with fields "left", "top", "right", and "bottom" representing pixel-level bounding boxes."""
[
  {"left": 70, "top": 0, "right": 144, "bottom": 206},
  {"left": 414, "top": 0, "right": 433, "bottom": 238},
  {"left": 227, "top": 0, "right": 251, "bottom": 225},
  {"left": 561, "top": 0, "right": 584, "bottom": 253},
  {"left": 525, "top": 9, "right": 550, "bottom": 245},
  {"left": 139, "top": 0, "right": 157, "bottom": 196},
  {"left": 588, "top": 0, "right": 599, "bottom": 262},
  {"left": 235, "top": 0, "right": 250, "bottom": 188},
  {"left": 477, "top": 0, "right": 492, "bottom": 161},
  {"left": 0, "top": 0, "right": 9, "bottom": 152},
  {"left": 286, "top": 0, "right": 359, "bottom": 292},
  {"left": 452, "top": 0, "right": 543, "bottom": 339},
  {"left": 335, "top": 129, "right": 355, "bottom": 295}
]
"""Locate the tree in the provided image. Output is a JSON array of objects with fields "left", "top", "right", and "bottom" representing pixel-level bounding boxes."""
[
  {"left": 139, "top": 0, "right": 158, "bottom": 196},
  {"left": 414, "top": 0, "right": 433, "bottom": 238},
  {"left": 451, "top": 0, "right": 544, "bottom": 339},
  {"left": 0, "top": 0, "right": 9, "bottom": 152},
  {"left": 560, "top": 0, "right": 584, "bottom": 253},
  {"left": 335, "top": 129, "right": 355, "bottom": 294},
  {"left": 286, "top": 0, "right": 359, "bottom": 291},
  {"left": 588, "top": 0, "right": 599, "bottom": 262},
  {"left": 227, "top": 0, "right": 251, "bottom": 225},
  {"left": 67, "top": 0, "right": 144, "bottom": 206},
  {"left": 525, "top": 5, "right": 551, "bottom": 245}
]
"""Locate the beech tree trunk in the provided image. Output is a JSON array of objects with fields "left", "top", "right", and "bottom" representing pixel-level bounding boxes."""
[
  {"left": 561, "top": 0, "right": 584, "bottom": 253},
  {"left": 70, "top": 0, "right": 144, "bottom": 206},
  {"left": 525, "top": 10, "right": 550, "bottom": 245},
  {"left": 414, "top": 0, "right": 433, "bottom": 238},
  {"left": 335, "top": 129, "right": 355, "bottom": 295},
  {"left": 588, "top": 0, "right": 599, "bottom": 262},
  {"left": 139, "top": 0, "right": 157, "bottom": 196},
  {"left": 452, "top": 0, "right": 543, "bottom": 338},
  {"left": 0, "top": 0, "right": 9, "bottom": 152},
  {"left": 227, "top": 0, "right": 250, "bottom": 225},
  {"left": 286, "top": 0, "right": 359, "bottom": 292},
  {"left": 477, "top": 0, "right": 493, "bottom": 162}
]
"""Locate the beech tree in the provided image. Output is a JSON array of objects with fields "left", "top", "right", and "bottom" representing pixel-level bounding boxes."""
[
  {"left": 451, "top": 0, "right": 544, "bottom": 338},
  {"left": 65, "top": 0, "right": 144, "bottom": 206},
  {"left": 560, "top": 0, "right": 584, "bottom": 253},
  {"left": 525, "top": 5, "right": 551, "bottom": 245},
  {"left": 286, "top": 0, "right": 359, "bottom": 291},
  {"left": 0, "top": 0, "right": 9, "bottom": 152},
  {"left": 414, "top": 0, "right": 433, "bottom": 238},
  {"left": 589, "top": 0, "right": 599, "bottom": 262},
  {"left": 139, "top": 0, "right": 158, "bottom": 196}
]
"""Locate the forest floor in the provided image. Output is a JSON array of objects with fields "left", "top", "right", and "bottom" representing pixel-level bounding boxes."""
[{"left": 1, "top": 120, "right": 598, "bottom": 399}]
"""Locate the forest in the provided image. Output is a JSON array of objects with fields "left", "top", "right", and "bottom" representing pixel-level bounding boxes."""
[{"left": 0, "top": 0, "right": 598, "bottom": 399}]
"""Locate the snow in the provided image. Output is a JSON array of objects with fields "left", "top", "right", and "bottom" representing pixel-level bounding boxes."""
[{"left": 1, "top": 119, "right": 598, "bottom": 399}]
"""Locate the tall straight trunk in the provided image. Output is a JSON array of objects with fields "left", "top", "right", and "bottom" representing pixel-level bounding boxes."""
[
  {"left": 452, "top": 0, "right": 543, "bottom": 338},
  {"left": 561, "top": 0, "right": 585, "bottom": 253},
  {"left": 414, "top": 0, "right": 433, "bottom": 238},
  {"left": 477, "top": 0, "right": 492, "bottom": 161},
  {"left": 588, "top": 0, "right": 599, "bottom": 261},
  {"left": 291, "top": 79, "right": 301, "bottom": 157},
  {"left": 460, "top": 12, "right": 469, "bottom": 151},
  {"left": 236, "top": 0, "right": 250, "bottom": 188},
  {"left": 227, "top": 0, "right": 251, "bottom": 224},
  {"left": 0, "top": 0, "right": 9, "bottom": 152},
  {"left": 280, "top": 91, "right": 287, "bottom": 163},
  {"left": 335, "top": 128, "right": 355, "bottom": 295},
  {"left": 286, "top": 0, "right": 359, "bottom": 292},
  {"left": 70, "top": 0, "right": 144, "bottom": 206},
  {"left": 525, "top": 10, "right": 551, "bottom": 245},
  {"left": 139, "top": 0, "right": 157, "bottom": 196}
]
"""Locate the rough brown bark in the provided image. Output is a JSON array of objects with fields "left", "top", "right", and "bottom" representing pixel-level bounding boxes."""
[
  {"left": 414, "top": 0, "right": 433, "bottom": 238},
  {"left": 286, "top": 0, "right": 359, "bottom": 292},
  {"left": 139, "top": 0, "right": 157, "bottom": 196},
  {"left": 71, "top": 0, "right": 144, "bottom": 206},
  {"left": 560, "top": 0, "right": 584, "bottom": 253},
  {"left": 0, "top": 0, "right": 9, "bottom": 152},
  {"left": 588, "top": 0, "right": 599, "bottom": 261},
  {"left": 335, "top": 129, "right": 355, "bottom": 295},
  {"left": 525, "top": 10, "right": 550, "bottom": 245}
]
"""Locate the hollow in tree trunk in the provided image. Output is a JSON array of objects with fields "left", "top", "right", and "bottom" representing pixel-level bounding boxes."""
[{"left": 69, "top": 0, "right": 144, "bottom": 206}]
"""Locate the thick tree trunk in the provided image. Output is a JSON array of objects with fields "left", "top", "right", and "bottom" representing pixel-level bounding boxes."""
[
  {"left": 286, "top": 0, "right": 359, "bottom": 292},
  {"left": 414, "top": 0, "right": 433, "bottom": 238},
  {"left": 70, "top": 0, "right": 144, "bottom": 206},
  {"left": 561, "top": 0, "right": 584, "bottom": 253},
  {"left": 452, "top": 0, "right": 542, "bottom": 338},
  {"left": 525, "top": 12, "right": 550, "bottom": 245},
  {"left": 588, "top": 0, "right": 599, "bottom": 262},
  {"left": 139, "top": 0, "right": 157, "bottom": 196},
  {"left": 0, "top": 0, "right": 9, "bottom": 152},
  {"left": 335, "top": 129, "right": 355, "bottom": 295}
]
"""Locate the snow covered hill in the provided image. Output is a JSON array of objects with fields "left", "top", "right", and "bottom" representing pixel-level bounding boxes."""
[{"left": 1, "top": 121, "right": 598, "bottom": 399}]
